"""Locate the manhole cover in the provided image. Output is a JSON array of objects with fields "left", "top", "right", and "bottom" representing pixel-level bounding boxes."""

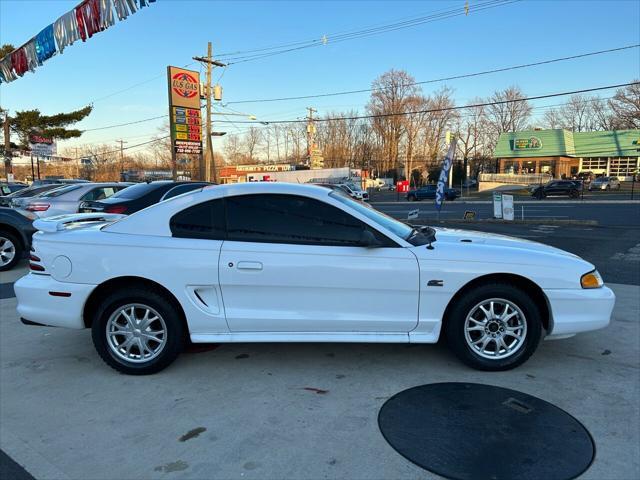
[{"left": 378, "top": 383, "right": 595, "bottom": 480}]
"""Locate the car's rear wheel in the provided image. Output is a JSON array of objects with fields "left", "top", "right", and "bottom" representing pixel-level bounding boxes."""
[
  {"left": 444, "top": 283, "right": 543, "bottom": 371},
  {"left": 91, "top": 288, "right": 185, "bottom": 375},
  {"left": 407, "top": 195, "right": 416, "bottom": 201},
  {"left": 569, "top": 189, "right": 579, "bottom": 198},
  {"left": 0, "top": 231, "right": 21, "bottom": 272}
]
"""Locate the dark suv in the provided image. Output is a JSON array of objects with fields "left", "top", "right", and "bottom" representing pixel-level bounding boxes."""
[
  {"left": 531, "top": 180, "right": 580, "bottom": 199},
  {"left": 79, "top": 181, "right": 212, "bottom": 215}
]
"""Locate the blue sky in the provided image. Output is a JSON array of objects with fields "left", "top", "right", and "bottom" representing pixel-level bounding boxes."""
[{"left": 1, "top": 0, "right": 639, "bottom": 154}]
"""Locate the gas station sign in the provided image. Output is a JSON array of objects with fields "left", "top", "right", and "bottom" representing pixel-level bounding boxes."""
[{"left": 167, "top": 66, "right": 202, "bottom": 155}]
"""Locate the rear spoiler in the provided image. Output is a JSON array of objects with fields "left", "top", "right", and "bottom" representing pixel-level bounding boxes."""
[{"left": 33, "top": 213, "right": 126, "bottom": 233}]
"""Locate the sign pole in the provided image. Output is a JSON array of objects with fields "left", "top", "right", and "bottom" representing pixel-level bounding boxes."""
[
  {"left": 36, "top": 155, "right": 41, "bottom": 180},
  {"left": 30, "top": 154, "right": 35, "bottom": 181}
]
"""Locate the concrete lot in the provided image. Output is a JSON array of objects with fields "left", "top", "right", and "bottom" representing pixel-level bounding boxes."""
[{"left": 0, "top": 269, "right": 638, "bottom": 479}]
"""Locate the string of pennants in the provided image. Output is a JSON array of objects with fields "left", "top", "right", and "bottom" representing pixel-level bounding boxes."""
[{"left": 0, "top": 0, "right": 156, "bottom": 84}]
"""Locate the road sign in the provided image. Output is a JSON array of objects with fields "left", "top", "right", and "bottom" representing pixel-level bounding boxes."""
[
  {"left": 493, "top": 192, "right": 503, "bottom": 219},
  {"left": 502, "top": 194, "right": 514, "bottom": 221},
  {"left": 463, "top": 210, "right": 476, "bottom": 220},
  {"left": 407, "top": 209, "right": 419, "bottom": 220}
]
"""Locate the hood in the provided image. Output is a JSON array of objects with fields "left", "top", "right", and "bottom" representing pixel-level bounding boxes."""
[{"left": 432, "top": 227, "right": 580, "bottom": 259}]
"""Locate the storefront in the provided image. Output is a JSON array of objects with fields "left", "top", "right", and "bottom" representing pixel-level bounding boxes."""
[
  {"left": 218, "top": 164, "right": 298, "bottom": 183},
  {"left": 494, "top": 129, "right": 639, "bottom": 180}
]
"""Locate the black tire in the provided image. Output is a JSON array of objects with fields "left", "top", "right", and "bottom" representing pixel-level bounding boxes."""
[
  {"left": 91, "top": 287, "right": 186, "bottom": 375},
  {"left": 0, "top": 230, "right": 22, "bottom": 272},
  {"left": 444, "top": 282, "right": 543, "bottom": 371},
  {"left": 605, "top": 185, "right": 610, "bottom": 191},
  {"left": 407, "top": 195, "right": 416, "bottom": 201},
  {"left": 569, "top": 189, "right": 579, "bottom": 199}
]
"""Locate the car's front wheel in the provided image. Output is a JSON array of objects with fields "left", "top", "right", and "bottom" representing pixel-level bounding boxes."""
[
  {"left": 407, "top": 195, "right": 416, "bottom": 201},
  {"left": 444, "top": 283, "right": 543, "bottom": 371},
  {"left": 91, "top": 287, "right": 185, "bottom": 375}
]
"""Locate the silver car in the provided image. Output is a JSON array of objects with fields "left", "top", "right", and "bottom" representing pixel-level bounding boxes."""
[
  {"left": 21, "top": 183, "right": 131, "bottom": 218},
  {"left": 588, "top": 176, "right": 621, "bottom": 191}
]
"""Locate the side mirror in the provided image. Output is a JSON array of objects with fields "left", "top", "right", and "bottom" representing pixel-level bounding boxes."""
[{"left": 357, "top": 230, "right": 381, "bottom": 248}]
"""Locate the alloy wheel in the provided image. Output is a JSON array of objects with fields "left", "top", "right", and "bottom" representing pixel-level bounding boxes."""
[
  {"left": 106, "top": 304, "right": 168, "bottom": 363},
  {"left": 0, "top": 236, "right": 16, "bottom": 268},
  {"left": 464, "top": 298, "right": 527, "bottom": 360}
]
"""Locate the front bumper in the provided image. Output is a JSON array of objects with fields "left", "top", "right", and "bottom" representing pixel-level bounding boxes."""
[
  {"left": 14, "top": 273, "right": 95, "bottom": 329},
  {"left": 545, "top": 285, "right": 615, "bottom": 336}
]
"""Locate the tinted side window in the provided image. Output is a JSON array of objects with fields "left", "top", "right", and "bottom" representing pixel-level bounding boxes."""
[
  {"left": 163, "top": 183, "right": 206, "bottom": 200},
  {"left": 170, "top": 199, "right": 226, "bottom": 240},
  {"left": 225, "top": 194, "right": 394, "bottom": 246}
]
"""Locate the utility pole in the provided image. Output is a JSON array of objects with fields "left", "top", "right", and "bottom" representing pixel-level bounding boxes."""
[
  {"left": 116, "top": 139, "right": 128, "bottom": 178},
  {"left": 306, "top": 107, "right": 317, "bottom": 167},
  {"left": 194, "top": 42, "right": 226, "bottom": 183},
  {"left": 3, "top": 112, "right": 12, "bottom": 180}
]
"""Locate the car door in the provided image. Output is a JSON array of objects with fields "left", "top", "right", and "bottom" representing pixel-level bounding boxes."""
[
  {"left": 544, "top": 181, "right": 560, "bottom": 196},
  {"left": 218, "top": 193, "right": 420, "bottom": 333}
]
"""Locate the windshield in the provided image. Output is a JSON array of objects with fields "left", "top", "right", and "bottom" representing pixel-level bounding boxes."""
[
  {"left": 39, "top": 184, "right": 82, "bottom": 198},
  {"left": 330, "top": 190, "right": 412, "bottom": 240}
]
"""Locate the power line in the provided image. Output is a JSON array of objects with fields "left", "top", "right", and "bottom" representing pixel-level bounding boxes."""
[
  {"left": 214, "top": 82, "right": 639, "bottom": 125},
  {"left": 214, "top": 3, "right": 463, "bottom": 58},
  {"left": 221, "top": 0, "right": 518, "bottom": 65},
  {"left": 68, "top": 136, "right": 169, "bottom": 160},
  {"left": 81, "top": 115, "right": 166, "bottom": 132},
  {"left": 227, "top": 44, "right": 640, "bottom": 105}
]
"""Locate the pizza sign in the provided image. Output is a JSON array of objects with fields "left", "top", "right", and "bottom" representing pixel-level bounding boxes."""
[{"left": 513, "top": 136, "right": 542, "bottom": 150}]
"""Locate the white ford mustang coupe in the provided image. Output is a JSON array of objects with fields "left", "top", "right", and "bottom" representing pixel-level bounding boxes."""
[{"left": 15, "top": 183, "right": 615, "bottom": 375}]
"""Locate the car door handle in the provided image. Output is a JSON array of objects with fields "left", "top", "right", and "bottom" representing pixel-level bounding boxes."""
[{"left": 236, "top": 261, "right": 263, "bottom": 271}]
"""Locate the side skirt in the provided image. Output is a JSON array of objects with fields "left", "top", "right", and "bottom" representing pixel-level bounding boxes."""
[{"left": 190, "top": 332, "right": 417, "bottom": 344}]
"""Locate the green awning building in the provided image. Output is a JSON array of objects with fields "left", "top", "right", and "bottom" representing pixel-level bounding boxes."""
[{"left": 494, "top": 129, "right": 640, "bottom": 180}]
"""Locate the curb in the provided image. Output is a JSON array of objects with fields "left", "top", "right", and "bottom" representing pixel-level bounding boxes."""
[{"left": 411, "top": 219, "right": 599, "bottom": 226}]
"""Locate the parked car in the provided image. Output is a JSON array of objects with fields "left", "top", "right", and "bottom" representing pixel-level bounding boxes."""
[
  {"left": 24, "top": 182, "right": 131, "bottom": 218},
  {"left": 79, "top": 181, "right": 212, "bottom": 215},
  {"left": 0, "top": 183, "right": 28, "bottom": 195},
  {"left": 0, "top": 207, "right": 36, "bottom": 271},
  {"left": 588, "top": 176, "right": 621, "bottom": 191},
  {"left": 531, "top": 180, "right": 580, "bottom": 199},
  {"left": 16, "top": 183, "right": 614, "bottom": 375},
  {"left": 0, "top": 183, "right": 62, "bottom": 207},
  {"left": 407, "top": 184, "right": 460, "bottom": 201}
]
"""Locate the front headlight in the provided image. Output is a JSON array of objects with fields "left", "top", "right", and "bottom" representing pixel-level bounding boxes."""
[{"left": 581, "top": 270, "right": 603, "bottom": 289}]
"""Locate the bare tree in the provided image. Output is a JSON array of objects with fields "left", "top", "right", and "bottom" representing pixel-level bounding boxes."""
[
  {"left": 367, "top": 70, "right": 421, "bottom": 177},
  {"left": 420, "top": 86, "right": 458, "bottom": 168},
  {"left": 485, "top": 86, "right": 532, "bottom": 152},
  {"left": 456, "top": 99, "right": 487, "bottom": 164},
  {"left": 244, "top": 127, "right": 262, "bottom": 162},
  {"left": 543, "top": 108, "right": 565, "bottom": 130},
  {"left": 223, "top": 134, "right": 244, "bottom": 164},
  {"left": 608, "top": 81, "right": 640, "bottom": 129}
]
